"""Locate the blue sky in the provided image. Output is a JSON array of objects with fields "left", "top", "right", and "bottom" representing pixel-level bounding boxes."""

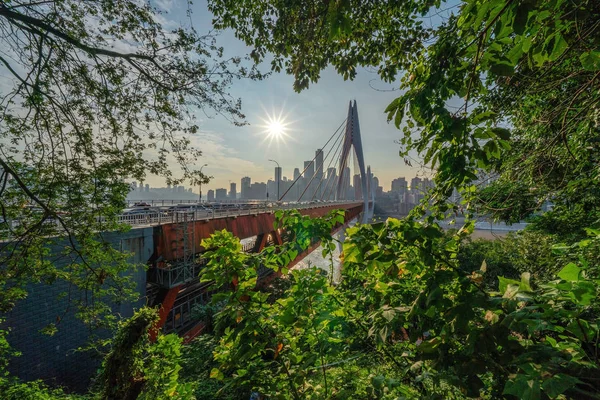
[{"left": 147, "top": 0, "right": 427, "bottom": 193}]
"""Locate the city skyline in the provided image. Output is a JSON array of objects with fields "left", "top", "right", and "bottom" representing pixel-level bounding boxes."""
[
  {"left": 127, "top": 169, "right": 433, "bottom": 202},
  {"left": 117, "top": 0, "right": 424, "bottom": 193}
]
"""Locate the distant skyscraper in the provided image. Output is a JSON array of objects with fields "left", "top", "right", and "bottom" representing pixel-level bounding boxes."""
[
  {"left": 391, "top": 177, "right": 408, "bottom": 195},
  {"left": 274, "top": 166, "right": 282, "bottom": 199},
  {"left": 249, "top": 182, "right": 267, "bottom": 200},
  {"left": 131, "top": 181, "right": 138, "bottom": 191},
  {"left": 340, "top": 166, "right": 351, "bottom": 199},
  {"left": 315, "top": 149, "right": 323, "bottom": 179},
  {"left": 293, "top": 168, "right": 301, "bottom": 181},
  {"left": 215, "top": 188, "right": 227, "bottom": 200},
  {"left": 304, "top": 160, "right": 314, "bottom": 180},
  {"left": 353, "top": 174, "right": 362, "bottom": 199},
  {"left": 267, "top": 179, "right": 275, "bottom": 200},
  {"left": 241, "top": 177, "right": 251, "bottom": 199},
  {"left": 410, "top": 177, "right": 422, "bottom": 193},
  {"left": 207, "top": 189, "right": 215, "bottom": 202},
  {"left": 229, "top": 182, "right": 237, "bottom": 200},
  {"left": 327, "top": 167, "right": 336, "bottom": 179},
  {"left": 145, "top": 184, "right": 150, "bottom": 192}
]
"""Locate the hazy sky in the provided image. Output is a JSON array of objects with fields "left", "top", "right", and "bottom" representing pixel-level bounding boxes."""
[{"left": 151, "top": 0, "right": 426, "bottom": 193}]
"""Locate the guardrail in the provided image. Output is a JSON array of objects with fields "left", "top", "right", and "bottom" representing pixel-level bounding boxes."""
[{"left": 118, "top": 201, "right": 362, "bottom": 227}]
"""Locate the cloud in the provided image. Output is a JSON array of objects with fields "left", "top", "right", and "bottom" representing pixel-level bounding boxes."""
[{"left": 189, "top": 130, "right": 266, "bottom": 189}]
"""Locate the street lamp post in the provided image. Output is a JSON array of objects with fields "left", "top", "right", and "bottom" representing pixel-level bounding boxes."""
[
  {"left": 199, "top": 164, "right": 208, "bottom": 203},
  {"left": 268, "top": 159, "right": 280, "bottom": 201}
]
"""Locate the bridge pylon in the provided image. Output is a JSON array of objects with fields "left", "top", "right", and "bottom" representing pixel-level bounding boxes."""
[{"left": 336, "top": 100, "right": 370, "bottom": 223}]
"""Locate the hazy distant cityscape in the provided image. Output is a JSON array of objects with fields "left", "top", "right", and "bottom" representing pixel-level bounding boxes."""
[{"left": 126, "top": 147, "right": 447, "bottom": 216}]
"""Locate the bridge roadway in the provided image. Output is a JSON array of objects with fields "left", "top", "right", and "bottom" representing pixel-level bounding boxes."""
[{"left": 118, "top": 200, "right": 361, "bottom": 227}]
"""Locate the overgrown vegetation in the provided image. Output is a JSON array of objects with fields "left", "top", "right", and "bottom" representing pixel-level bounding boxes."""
[{"left": 1, "top": 0, "right": 599, "bottom": 398}]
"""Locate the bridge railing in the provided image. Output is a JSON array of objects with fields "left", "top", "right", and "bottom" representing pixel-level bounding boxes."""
[{"left": 117, "top": 201, "right": 361, "bottom": 227}]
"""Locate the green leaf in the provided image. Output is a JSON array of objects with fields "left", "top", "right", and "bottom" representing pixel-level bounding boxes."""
[
  {"left": 472, "top": 111, "right": 497, "bottom": 125},
  {"left": 418, "top": 338, "right": 440, "bottom": 353},
  {"left": 580, "top": 51, "right": 600, "bottom": 71},
  {"left": 567, "top": 319, "right": 595, "bottom": 342},
  {"left": 210, "top": 368, "right": 224, "bottom": 381},
  {"left": 570, "top": 281, "right": 595, "bottom": 305},
  {"left": 499, "top": 276, "right": 521, "bottom": 294},
  {"left": 374, "top": 281, "right": 389, "bottom": 294},
  {"left": 549, "top": 34, "right": 568, "bottom": 61},
  {"left": 381, "top": 306, "right": 395, "bottom": 322},
  {"left": 557, "top": 263, "right": 580, "bottom": 282},
  {"left": 512, "top": 3, "right": 531, "bottom": 35},
  {"left": 542, "top": 374, "right": 580, "bottom": 398},
  {"left": 490, "top": 61, "right": 514, "bottom": 76},
  {"left": 503, "top": 283, "right": 520, "bottom": 299},
  {"left": 520, "top": 272, "right": 532, "bottom": 292},
  {"left": 503, "top": 377, "right": 541, "bottom": 400},
  {"left": 490, "top": 127, "right": 511, "bottom": 140}
]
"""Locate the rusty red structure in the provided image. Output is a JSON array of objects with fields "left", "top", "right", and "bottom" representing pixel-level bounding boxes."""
[{"left": 147, "top": 202, "right": 364, "bottom": 341}]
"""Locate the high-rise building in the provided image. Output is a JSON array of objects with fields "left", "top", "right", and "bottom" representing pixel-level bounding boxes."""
[
  {"left": 131, "top": 181, "right": 138, "bottom": 191},
  {"left": 207, "top": 189, "right": 215, "bottom": 202},
  {"left": 422, "top": 178, "right": 434, "bottom": 191},
  {"left": 229, "top": 182, "right": 237, "bottom": 200},
  {"left": 248, "top": 182, "right": 267, "bottom": 200},
  {"left": 391, "top": 177, "right": 408, "bottom": 195},
  {"left": 145, "top": 184, "right": 150, "bottom": 192},
  {"left": 341, "top": 167, "right": 351, "bottom": 196},
  {"left": 241, "top": 177, "right": 251, "bottom": 199},
  {"left": 353, "top": 174, "right": 362, "bottom": 199},
  {"left": 293, "top": 168, "right": 301, "bottom": 181},
  {"left": 215, "top": 188, "right": 227, "bottom": 200},
  {"left": 327, "top": 167, "right": 336, "bottom": 180},
  {"left": 410, "top": 177, "right": 422, "bottom": 193},
  {"left": 304, "top": 160, "right": 314, "bottom": 180},
  {"left": 267, "top": 179, "right": 275, "bottom": 200},
  {"left": 315, "top": 149, "right": 323, "bottom": 180},
  {"left": 274, "top": 166, "right": 282, "bottom": 200}
]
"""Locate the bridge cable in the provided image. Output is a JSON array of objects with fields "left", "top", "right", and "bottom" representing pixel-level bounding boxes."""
[
  {"left": 324, "top": 137, "right": 351, "bottom": 201},
  {"left": 313, "top": 129, "right": 346, "bottom": 201},
  {"left": 299, "top": 126, "right": 345, "bottom": 202},
  {"left": 312, "top": 131, "right": 345, "bottom": 201},
  {"left": 336, "top": 130, "right": 354, "bottom": 200},
  {"left": 322, "top": 152, "right": 342, "bottom": 201},
  {"left": 278, "top": 118, "right": 347, "bottom": 201}
]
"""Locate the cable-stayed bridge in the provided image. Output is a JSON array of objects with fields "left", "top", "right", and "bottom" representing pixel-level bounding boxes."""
[
  {"left": 145, "top": 100, "right": 375, "bottom": 340},
  {"left": 3, "top": 101, "right": 376, "bottom": 388}
]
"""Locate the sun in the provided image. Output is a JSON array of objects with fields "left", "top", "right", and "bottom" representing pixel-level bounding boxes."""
[
  {"left": 257, "top": 108, "right": 295, "bottom": 148},
  {"left": 268, "top": 119, "right": 285, "bottom": 138}
]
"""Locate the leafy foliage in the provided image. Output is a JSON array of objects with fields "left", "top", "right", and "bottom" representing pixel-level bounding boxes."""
[
  {"left": 201, "top": 214, "right": 600, "bottom": 399},
  {"left": 94, "top": 307, "right": 194, "bottom": 400},
  {"left": 0, "top": 0, "right": 262, "bottom": 336},
  {"left": 210, "top": 0, "right": 600, "bottom": 234}
]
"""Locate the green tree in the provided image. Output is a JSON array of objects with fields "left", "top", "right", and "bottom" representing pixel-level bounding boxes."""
[
  {"left": 210, "top": 0, "right": 600, "bottom": 234},
  {"left": 94, "top": 307, "right": 194, "bottom": 400},
  {"left": 0, "top": 0, "right": 260, "bottom": 329},
  {"left": 203, "top": 212, "right": 600, "bottom": 399}
]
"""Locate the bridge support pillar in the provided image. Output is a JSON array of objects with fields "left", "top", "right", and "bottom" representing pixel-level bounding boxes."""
[{"left": 149, "top": 285, "right": 181, "bottom": 342}]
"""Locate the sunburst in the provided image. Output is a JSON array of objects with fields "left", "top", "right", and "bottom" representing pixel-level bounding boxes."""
[{"left": 257, "top": 107, "right": 295, "bottom": 148}]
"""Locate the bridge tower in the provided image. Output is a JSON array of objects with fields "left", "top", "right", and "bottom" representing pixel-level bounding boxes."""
[{"left": 336, "top": 100, "right": 370, "bottom": 223}]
